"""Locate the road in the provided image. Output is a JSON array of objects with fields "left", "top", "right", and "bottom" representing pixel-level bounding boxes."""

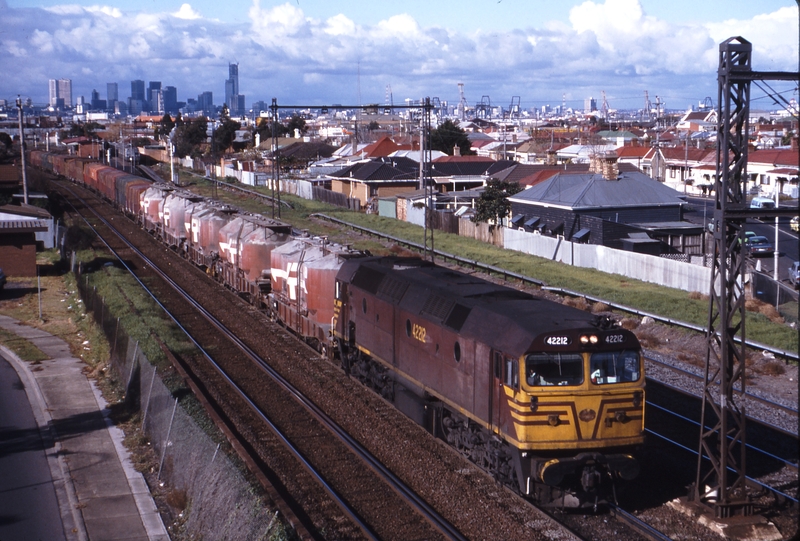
[{"left": 683, "top": 195, "right": 799, "bottom": 285}]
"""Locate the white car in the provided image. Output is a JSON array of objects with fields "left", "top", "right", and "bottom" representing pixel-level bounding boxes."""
[{"left": 789, "top": 261, "right": 800, "bottom": 289}]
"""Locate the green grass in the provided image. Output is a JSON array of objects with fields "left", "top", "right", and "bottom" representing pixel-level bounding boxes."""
[
  {"left": 176, "top": 171, "right": 799, "bottom": 354},
  {"left": 0, "top": 328, "right": 49, "bottom": 362}
]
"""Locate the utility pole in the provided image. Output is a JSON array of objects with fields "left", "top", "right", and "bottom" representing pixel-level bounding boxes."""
[{"left": 16, "top": 96, "right": 29, "bottom": 205}]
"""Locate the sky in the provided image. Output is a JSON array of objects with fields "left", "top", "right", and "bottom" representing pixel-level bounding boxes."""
[{"left": 1, "top": 0, "right": 798, "bottom": 113}]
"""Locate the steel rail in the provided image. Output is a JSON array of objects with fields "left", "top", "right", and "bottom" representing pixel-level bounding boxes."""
[
  {"left": 645, "top": 429, "right": 798, "bottom": 506},
  {"left": 311, "top": 213, "right": 798, "bottom": 362},
  {"left": 645, "top": 355, "right": 799, "bottom": 418},
  {"left": 648, "top": 402, "right": 798, "bottom": 471},
  {"left": 60, "top": 183, "right": 468, "bottom": 541},
  {"left": 608, "top": 504, "right": 675, "bottom": 541}
]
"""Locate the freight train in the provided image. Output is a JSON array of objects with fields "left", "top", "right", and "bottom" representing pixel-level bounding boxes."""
[{"left": 31, "top": 150, "right": 645, "bottom": 508}]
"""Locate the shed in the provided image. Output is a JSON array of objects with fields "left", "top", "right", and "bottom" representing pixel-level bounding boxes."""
[
  {"left": 0, "top": 203, "right": 56, "bottom": 249},
  {"left": 0, "top": 219, "right": 49, "bottom": 276}
]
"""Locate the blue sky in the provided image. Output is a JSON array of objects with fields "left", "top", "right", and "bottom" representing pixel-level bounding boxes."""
[{"left": 2, "top": 0, "right": 797, "bottom": 112}]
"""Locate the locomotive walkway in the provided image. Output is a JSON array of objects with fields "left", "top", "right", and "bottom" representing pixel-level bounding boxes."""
[{"left": 0, "top": 315, "right": 168, "bottom": 541}]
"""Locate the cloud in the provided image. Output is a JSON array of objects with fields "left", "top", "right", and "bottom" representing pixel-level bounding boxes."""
[
  {"left": 0, "top": 0, "right": 796, "bottom": 111},
  {"left": 172, "top": 3, "right": 201, "bottom": 20}
]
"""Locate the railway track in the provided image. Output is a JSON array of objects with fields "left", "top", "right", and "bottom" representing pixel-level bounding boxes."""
[
  {"left": 47, "top": 169, "right": 799, "bottom": 540},
  {"left": 55, "top": 180, "right": 467, "bottom": 540},
  {"left": 645, "top": 354, "right": 798, "bottom": 436}
]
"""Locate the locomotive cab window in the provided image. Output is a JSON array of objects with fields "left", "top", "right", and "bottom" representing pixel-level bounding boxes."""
[
  {"left": 525, "top": 353, "right": 583, "bottom": 386},
  {"left": 504, "top": 357, "right": 518, "bottom": 389},
  {"left": 589, "top": 350, "right": 640, "bottom": 384}
]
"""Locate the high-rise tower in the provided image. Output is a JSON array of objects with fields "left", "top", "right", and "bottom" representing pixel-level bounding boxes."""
[{"left": 225, "top": 63, "right": 243, "bottom": 116}]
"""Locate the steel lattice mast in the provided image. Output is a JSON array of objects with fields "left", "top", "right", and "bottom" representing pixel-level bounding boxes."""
[
  {"left": 694, "top": 36, "right": 751, "bottom": 518},
  {"left": 694, "top": 36, "right": 799, "bottom": 519}
]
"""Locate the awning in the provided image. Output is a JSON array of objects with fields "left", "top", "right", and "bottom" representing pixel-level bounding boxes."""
[
  {"left": 572, "top": 228, "right": 590, "bottom": 242},
  {"left": 524, "top": 216, "right": 540, "bottom": 230},
  {"left": 511, "top": 214, "right": 526, "bottom": 228}
]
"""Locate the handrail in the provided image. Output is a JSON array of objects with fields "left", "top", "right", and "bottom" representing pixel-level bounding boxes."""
[{"left": 312, "top": 213, "right": 798, "bottom": 362}]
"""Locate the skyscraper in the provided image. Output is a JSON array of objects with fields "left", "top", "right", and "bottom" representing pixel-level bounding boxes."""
[
  {"left": 129, "top": 80, "right": 145, "bottom": 116},
  {"left": 197, "top": 91, "right": 213, "bottom": 114},
  {"left": 107, "top": 82, "right": 118, "bottom": 111},
  {"left": 147, "top": 81, "right": 161, "bottom": 113},
  {"left": 48, "top": 79, "right": 58, "bottom": 107},
  {"left": 130, "top": 80, "right": 145, "bottom": 102},
  {"left": 225, "top": 63, "right": 243, "bottom": 116},
  {"left": 49, "top": 78, "right": 73, "bottom": 108},
  {"left": 158, "top": 86, "right": 178, "bottom": 114}
]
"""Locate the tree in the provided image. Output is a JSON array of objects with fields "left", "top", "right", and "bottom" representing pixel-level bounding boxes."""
[
  {"left": 213, "top": 116, "right": 241, "bottom": 153},
  {"left": 255, "top": 117, "right": 288, "bottom": 140},
  {"left": 156, "top": 113, "right": 175, "bottom": 141},
  {"left": 286, "top": 115, "right": 307, "bottom": 137},
  {"left": 471, "top": 179, "right": 523, "bottom": 226},
  {"left": 174, "top": 117, "right": 209, "bottom": 158},
  {"left": 430, "top": 119, "right": 473, "bottom": 156}
]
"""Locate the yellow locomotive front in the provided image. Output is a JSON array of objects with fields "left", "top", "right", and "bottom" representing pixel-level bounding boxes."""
[{"left": 499, "top": 326, "right": 645, "bottom": 507}]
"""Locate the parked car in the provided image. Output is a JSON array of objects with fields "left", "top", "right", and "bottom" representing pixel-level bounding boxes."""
[
  {"left": 0, "top": 268, "right": 5, "bottom": 290},
  {"left": 750, "top": 197, "right": 775, "bottom": 210},
  {"left": 791, "top": 216, "right": 799, "bottom": 232},
  {"left": 789, "top": 261, "right": 800, "bottom": 289},
  {"left": 744, "top": 235, "right": 774, "bottom": 257}
]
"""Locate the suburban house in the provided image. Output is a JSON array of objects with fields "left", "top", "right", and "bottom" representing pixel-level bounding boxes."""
[
  {"left": 747, "top": 144, "right": 800, "bottom": 197},
  {"left": 507, "top": 154, "right": 702, "bottom": 254}
]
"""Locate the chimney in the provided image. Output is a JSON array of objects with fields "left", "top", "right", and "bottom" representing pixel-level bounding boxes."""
[
  {"left": 453, "top": 144, "right": 461, "bottom": 156},
  {"left": 590, "top": 151, "right": 619, "bottom": 180},
  {"left": 545, "top": 149, "right": 557, "bottom": 165}
]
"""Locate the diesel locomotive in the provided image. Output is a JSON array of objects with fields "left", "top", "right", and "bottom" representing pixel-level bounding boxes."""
[{"left": 33, "top": 150, "right": 645, "bottom": 508}]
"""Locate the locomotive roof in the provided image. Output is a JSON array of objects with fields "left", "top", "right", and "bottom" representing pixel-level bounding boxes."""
[{"left": 340, "top": 257, "right": 605, "bottom": 357}]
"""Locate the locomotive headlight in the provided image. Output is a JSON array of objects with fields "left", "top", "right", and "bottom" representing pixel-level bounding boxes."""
[
  {"left": 633, "top": 391, "right": 642, "bottom": 407},
  {"left": 580, "top": 335, "right": 589, "bottom": 344},
  {"left": 580, "top": 334, "right": 599, "bottom": 344},
  {"left": 589, "top": 335, "right": 598, "bottom": 344}
]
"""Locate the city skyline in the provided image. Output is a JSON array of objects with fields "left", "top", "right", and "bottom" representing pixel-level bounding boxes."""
[{"left": 3, "top": 0, "right": 798, "bottom": 113}]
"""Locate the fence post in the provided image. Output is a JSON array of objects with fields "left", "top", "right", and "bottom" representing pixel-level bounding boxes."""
[
  {"left": 141, "top": 365, "right": 157, "bottom": 431},
  {"left": 157, "top": 397, "right": 179, "bottom": 481},
  {"left": 127, "top": 341, "right": 139, "bottom": 388},
  {"left": 111, "top": 317, "right": 120, "bottom": 360}
]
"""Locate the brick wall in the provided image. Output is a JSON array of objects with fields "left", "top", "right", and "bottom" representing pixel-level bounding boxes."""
[{"left": 0, "top": 233, "right": 37, "bottom": 276}]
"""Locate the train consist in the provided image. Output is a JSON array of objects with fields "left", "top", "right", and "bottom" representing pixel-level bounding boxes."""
[{"left": 32, "top": 150, "right": 646, "bottom": 509}]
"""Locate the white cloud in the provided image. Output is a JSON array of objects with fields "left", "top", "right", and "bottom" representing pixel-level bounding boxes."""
[
  {"left": 324, "top": 14, "right": 357, "bottom": 37},
  {"left": 86, "top": 5, "right": 122, "bottom": 18},
  {"left": 173, "top": 3, "right": 201, "bottom": 20},
  {"left": 0, "top": 0, "right": 796, "bottom": 110}
]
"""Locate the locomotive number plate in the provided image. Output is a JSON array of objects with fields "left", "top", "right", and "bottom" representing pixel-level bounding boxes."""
[
  {"left": 605, "top": 334, "right": 624, "bottom": 344},
  {"left": 545, "top": 335, "right": 571, "bottom": 346},
  {"left": 412, "top": 323, "right": 427, "bottom": 343}
]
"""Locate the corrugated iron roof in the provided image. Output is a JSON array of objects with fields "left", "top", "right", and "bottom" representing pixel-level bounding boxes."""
[
  {"left": 509, "top": 170, "right": 686, "bottom": 210},
  {"left": 0, "top": 219, "right": 50, "bottom": 232}
]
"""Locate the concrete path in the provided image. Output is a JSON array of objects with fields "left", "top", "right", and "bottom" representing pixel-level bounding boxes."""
[{"left": 0, "top": 314, "right": 169, "bottom": 541}]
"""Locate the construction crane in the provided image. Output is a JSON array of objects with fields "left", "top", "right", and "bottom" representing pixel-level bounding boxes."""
[
  {"left": 508, "top": 96, "right": 521, "bottom": 120},
  {"left": 457, "top": 82, "right": 468, "bottom": 121},
  {"left": 385, "top": 85, "right": 394, "bottom": 115},
  {"left": 641, "top": 90, "right": 653, "bottom": 124},
  {"left": 601, "top": 90, "right": 610, "bottom": 121},
  {"left": 476, "top": 95, "right": 491, "bottom": 119}
]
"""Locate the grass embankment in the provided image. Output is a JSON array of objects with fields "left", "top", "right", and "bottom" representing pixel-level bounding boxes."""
[
  {"left": 170, "top": 171, "right": 798, "bottom": 354},
  {"left": 0, "top": 250, "right": 108, "bottom": 367}
]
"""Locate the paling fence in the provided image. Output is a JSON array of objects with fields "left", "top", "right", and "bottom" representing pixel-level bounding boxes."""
[{"left": 76, "top": 270, "right": 283, "bottom": 540}]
